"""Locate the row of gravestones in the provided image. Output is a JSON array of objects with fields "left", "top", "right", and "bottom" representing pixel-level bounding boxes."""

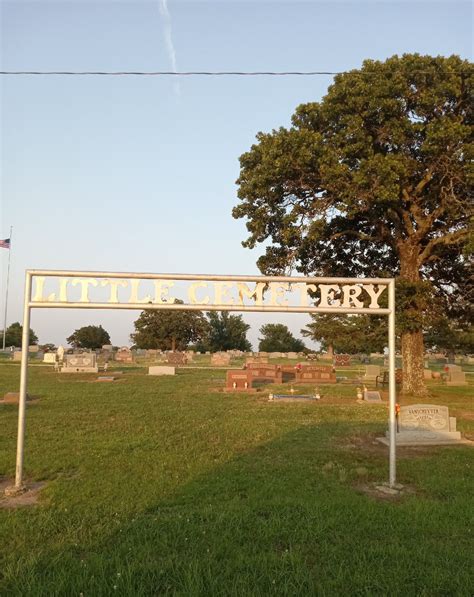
[{"left": 226, "top": 363, "right": 337, "bottom": 392}]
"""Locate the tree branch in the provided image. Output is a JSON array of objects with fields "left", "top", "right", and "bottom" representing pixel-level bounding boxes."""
[{"left": 418, "top": 229, "right": 468, "bottom": 265}]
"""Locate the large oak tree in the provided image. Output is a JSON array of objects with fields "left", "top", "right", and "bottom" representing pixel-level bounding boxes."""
[{"left": 233, "top": 54, "right": 472, "bottom": 394}]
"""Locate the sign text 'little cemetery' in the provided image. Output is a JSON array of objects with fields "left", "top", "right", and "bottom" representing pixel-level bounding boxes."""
[{"left": 30, "top": 274, "right": 389, "bottom": 313}]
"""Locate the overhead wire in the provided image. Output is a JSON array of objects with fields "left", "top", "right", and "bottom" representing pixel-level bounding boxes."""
[{"left": 0, "top": 70, "right": 472, "bottom": 77}]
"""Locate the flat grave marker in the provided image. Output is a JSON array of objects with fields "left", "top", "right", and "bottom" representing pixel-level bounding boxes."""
[{"left": 148, "top": 366, "right": 176, "bottom": 376}]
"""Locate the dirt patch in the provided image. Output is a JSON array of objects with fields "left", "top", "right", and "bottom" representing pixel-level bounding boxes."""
[
  {"left": 0, "top": 479, "right": 47, "bottom": 509},
  {"left": 356, "top": 482, "right": 418, "bottom": 502},
  {"left": 456, "top": 411, "right": 474, "bottom": 421}
]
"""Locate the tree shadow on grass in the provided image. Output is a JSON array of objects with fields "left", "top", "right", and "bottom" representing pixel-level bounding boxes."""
[{"left": 2, "top": 421, "right": 473, "bottom": 596}]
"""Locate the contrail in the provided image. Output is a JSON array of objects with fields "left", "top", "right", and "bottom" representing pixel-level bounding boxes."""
[{"left": 158, "top": 0, "right": 180, "bottom": 96}]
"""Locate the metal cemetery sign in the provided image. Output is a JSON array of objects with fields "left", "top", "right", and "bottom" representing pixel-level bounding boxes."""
[
  {"left": 30, "top": 271, "right": 389, "bottom": 313},
  {"left": 11, "top": 270, "right": 397, "bottom": 492}
]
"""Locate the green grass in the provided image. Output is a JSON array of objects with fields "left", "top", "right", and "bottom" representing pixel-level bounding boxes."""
[{"left": 0, "top": 363, "right": 473, "bottom": 596}]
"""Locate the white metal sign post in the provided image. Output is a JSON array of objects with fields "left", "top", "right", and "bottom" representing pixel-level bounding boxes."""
[{"left": 12, "top": 270, "right": 397, "bottom": 491}]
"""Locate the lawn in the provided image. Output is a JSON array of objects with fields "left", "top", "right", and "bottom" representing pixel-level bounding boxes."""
[{"left": 0, "top": 362, "right": 473, "bottom": 596}]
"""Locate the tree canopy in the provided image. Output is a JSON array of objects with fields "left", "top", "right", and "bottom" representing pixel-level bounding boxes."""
[
  {"left": 131, "top": 301, "right": 209, "bottom": 351},
  {"left": 233, "top": 54, "right": 473, "bottom": 393},
  {"left": 302, "top": 315, "right": 387, "bottom": 355},
  {"left": 197, "top": 312, "right": 251, "bottom": 352},
  {"left": 1, "top": 322, "right": 38, "bottom": 347},
  {"left": 67, "top": 325, "right": 111, "bottom": 350},
  {"left": 258, "top": 323, "right": 306, "bottom": 353}
]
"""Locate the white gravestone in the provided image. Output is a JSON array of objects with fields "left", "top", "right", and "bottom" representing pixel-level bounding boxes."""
[
  {"left": 378, "top": 404, "right": 464, "bottom": 446},
  {"left": 148, "top": 366, "right": 176, "bottom": 376},
  {"left": 364, "top": 365, "right": 381, "bottom": 382},
  {"left": 43, "top": 353, "right": 57, "bottom": 364},
  {"left": 62, "top": 353, "right": 98, "bottom": 373},
  {"left": 446, "top": 370, "right": 468, "bottom": 386}
]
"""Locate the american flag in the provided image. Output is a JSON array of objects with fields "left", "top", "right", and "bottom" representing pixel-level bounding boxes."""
[{"left": 0, "top": 238, "right": 11, "bottom": 249}]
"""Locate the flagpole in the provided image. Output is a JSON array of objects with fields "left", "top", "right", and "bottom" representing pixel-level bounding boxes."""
[{"left": 2, "top": 226, "right": 13, "bottom": 351}]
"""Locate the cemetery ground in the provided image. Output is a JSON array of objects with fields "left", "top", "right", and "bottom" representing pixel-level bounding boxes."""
[{"left": 0, "top": 361, "right": 473, "bottom": 596}]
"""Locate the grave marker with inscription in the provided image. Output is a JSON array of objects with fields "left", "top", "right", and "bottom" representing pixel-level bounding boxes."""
[
  {"left": 62, "top": 353, "right": 98, "bottom": 373},
  {"left": 295, "top": 365, "right": 336, "bottom": 384},
  {"left": 378, "top": 404, "right": 464, "bottom": 446},
  {"left": 225, "top": 370, "right": 254, "bottom": 392}
]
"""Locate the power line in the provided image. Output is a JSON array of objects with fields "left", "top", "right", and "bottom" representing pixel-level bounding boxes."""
[{"left": 0, "top": 70, "right": 472, "bottom": 77}]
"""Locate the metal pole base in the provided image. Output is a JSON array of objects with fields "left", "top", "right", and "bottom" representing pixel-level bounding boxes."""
[{"left": 4, "top": 484, "right": 27, "bottom": 497}]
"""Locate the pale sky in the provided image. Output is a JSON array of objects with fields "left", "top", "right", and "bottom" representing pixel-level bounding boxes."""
[{"left": 1, "top": 0, "right": 472, "bottom": 348}]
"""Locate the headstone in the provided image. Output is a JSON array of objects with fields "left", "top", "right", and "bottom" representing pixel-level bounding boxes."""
[
  {"left": 62, "top": 353, "right": 98, "bottom": 373},
  {"left": 446, "top": 370, "right": 468, "bottom": 386},
  {"left": 211, "top": 352, "right": 231, "bottom": 366},
  {"left": 423, "top": 369, "right": 433, "bottom": 380},
  {"left": 166, "top": 352, "right": 187, "bottom": 366},
  {"left": 12, "top": 351, "right": 22, "bottom": 361},
  {"left": 280, "top": 365, "right": 297, "bottom": 382},
  {"left": 97, "top": 376, "right": 117, "bottom": 382},
  {"left": 363, "top": 389, "right": 382, "bottom": 402},
  {"left": 149, "top": 366, "right": 176, "bottom": 376},
  {"left": 225, "top": 369, "right": 254, "bottom": 392},
  {"left": 29, "top": 345, "right": 39, "bottom": 353},
  {"left": 295, "top": 365, "right": 336, "bottom": 384},
  {"left": 269, "top": 352, "right": 282, "bottom": 359},
  {"left": 247, "top": 365, "right": 283, "bottom": 385},
  {"left": 364, "top": 365, "right": 381, "bottom": 382},
  {"left": 43, "top": 353, "right": 57, "bottom": 364},
  {"left": 102, "top": 345, "right": 113, "bottom": 352},
  {"left": 245, "top": 356, "right": 269, "bottom": 365},
  {"left": 334, "top": 354, "right": 351, "bottom": 367},
  {"left": 115, "top": 347, "right": 134, "bottom": 363},
  {"left": 378, "top": 404, "right": 464, "bottom": 445},
  {"left": 287, "top": 352, "right": 298, "bottom": 360}
]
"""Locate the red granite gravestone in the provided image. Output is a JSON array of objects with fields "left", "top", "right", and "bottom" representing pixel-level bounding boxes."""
[
  {"left": 247, "top": 366, "right": 283, "bottom": 385},
  {"left": 225, "top": 370, "right": 255, "bottom": 392},
  {"left": 280, "top": 365, "right": 298, "bottom": 382},
  {"left": 295, "top": 365, "right": 336, "bottom": 384}
]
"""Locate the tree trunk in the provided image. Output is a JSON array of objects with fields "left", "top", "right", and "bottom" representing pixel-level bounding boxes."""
[
  {"left": 399, "top": 243, "right": 428, "bottom": 396},
  {"left": 401, "top": 330, "right": 426, "bottom": 394},
  {"left": 327, "top": 344, "right": 334, "bottom": 358},
  {"left": 171, "top": 336, "right": 176, "bottom": 352}
]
